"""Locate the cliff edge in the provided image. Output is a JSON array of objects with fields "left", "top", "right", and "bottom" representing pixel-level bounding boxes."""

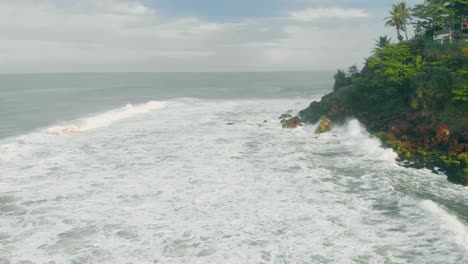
[{"left": 298, "top": 40, "right": 468, "bottom": 185}]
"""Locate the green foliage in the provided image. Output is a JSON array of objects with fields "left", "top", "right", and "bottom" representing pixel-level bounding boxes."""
[
  {"left": 328, "top": 40, "right": 467, "bottom": 120},
  {"left": 412, "top": 0, "right": 468, "bottom": 40},
  {"left": 374, "top": 36, "right": 392, "bottom": 52},
  {"left": 303, "top": 2, "right": 468, "bottom": 185},
  {"left": 386, "top": 2, "right": 412, "bottom": 42},
  {"left": 333, "top": 65, "right": 360, "bottom": 92},
  {"left": 408, "top": 37, "right": 427, "bottom": 54},
  {"left": 411, "top": 63, "right": 453, "bottom": 112},
  {"left": 445, "top": 0, "right": 468, "bottom": 18},
  {"left": 453, "top": 69, "right": 468, "bottom": 101},
  {"left": 333, "top": 70, "right": 350, "bottom": 92},
  {"left": 423, "top": 42, "right": 466, "bottom": 68},
  {"left": 301, "top": 1, "right": 468, "bottom": 185},
  {"left": 442, "top": 156, "right": 461, "bottom": 168},
  {"left": 347, "top": 65, "right": 360, "bottom": 79},
  {"left": 367, "top": 44, "right": 416, "bottom": 87},
  {"left": 412, "top": 1, "right": 447, "bottom": 36}
]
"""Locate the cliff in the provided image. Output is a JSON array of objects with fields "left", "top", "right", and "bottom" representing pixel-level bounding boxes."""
[{"left": 296, "top": 39, "right": 468, "bottom": 185}]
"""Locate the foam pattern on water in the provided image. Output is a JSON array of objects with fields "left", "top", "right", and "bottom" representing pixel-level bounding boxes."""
[
  {"left": 0, "top": 99, "right": 467, "bottom": 263},
  {"left": 48, "top": 101, "right": 167, "bottom": 135}
]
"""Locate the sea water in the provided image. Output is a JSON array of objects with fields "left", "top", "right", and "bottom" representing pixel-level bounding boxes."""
[{"left": 0, "top": 72, "right": 467, "bottom": 263}]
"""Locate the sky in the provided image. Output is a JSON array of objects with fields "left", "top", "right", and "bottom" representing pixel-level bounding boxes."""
[{"left": 0, "top": 0, "right": 423, "bottom": 73}]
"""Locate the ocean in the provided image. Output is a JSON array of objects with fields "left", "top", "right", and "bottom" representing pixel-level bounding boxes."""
[{"left": 0, "top": 72, "right": 467, "bottom": 263}]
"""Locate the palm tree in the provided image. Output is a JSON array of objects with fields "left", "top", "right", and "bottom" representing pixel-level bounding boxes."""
[
  {"left": 374, "top": 36, "right": 392, "bottom": 52},
  {"left": 398, "top": 2, "right": 412, "bottom": 41},
  {"left": 385, "top": 2, "right": 412, "bottom": 42}
]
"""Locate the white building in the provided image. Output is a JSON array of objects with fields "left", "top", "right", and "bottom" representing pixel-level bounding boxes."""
[{"left": 434, "top": 22, "right": 468, "bottom": 43}]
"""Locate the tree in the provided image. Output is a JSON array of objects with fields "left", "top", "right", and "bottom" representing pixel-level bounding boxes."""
[
  {"left": 445, "top": 0, "right": 468, "bottom": 40},
  {"left": 347, "top": 65, "right": 360, "bottom": 79},
  {"left": 411, "top": 64, "right": 453, "bottom": 112},
  {"left": 386, "top": 2, "right": 412, "bottom": 42},
  {"left": 446, "top": 0, "right": 468, "bottom": 16},
  {"left": 333, "top": 70, "right": 351, "bottom": 92},
  {"left": 367, "top": 44, "right": 416, "bottom": 89},
  {"left": 399, "top": 2, "right": 413, "bottom": 40},
  {"left": 412, "top": 0, "right": 467, "bottom": 41},
  {"left": 374, "top": 36, "right": 392, "bottom": 52},
  {"left": 412, "top": 0, "right": 446, "bottom": 39}
]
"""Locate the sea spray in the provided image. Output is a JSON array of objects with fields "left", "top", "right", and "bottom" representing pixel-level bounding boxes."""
[{"left": 320, "top": 119, "right": 398, "bottom": 163}]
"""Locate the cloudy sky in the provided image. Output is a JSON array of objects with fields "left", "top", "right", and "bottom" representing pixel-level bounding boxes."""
[{"left": 0, "top": 0, "right": 422, "bottom": 73}]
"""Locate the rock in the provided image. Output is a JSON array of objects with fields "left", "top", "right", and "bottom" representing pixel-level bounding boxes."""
[
  {"left": 299, "top": 101, "right": 323, "bottom": 124},
  {"left": 314, "top": 116, "right": 333, "bottom": 134},
  {"left": 279, "top": 113, "right": 292, "bottom": 120},
  {"left": 226, "top": 123, "right": 235, "bottom": 125},
  {"left": 390, "top": 120, "right": 410, "bottom": 134},
  {"left": 435, "top": 123, "right": 451, "bottom": 144},
  {"left": 282, "top": 116, "right": 302, "bottom": 128}
]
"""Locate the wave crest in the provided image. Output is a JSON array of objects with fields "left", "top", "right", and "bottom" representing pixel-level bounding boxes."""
[{"left": 48, "top": 101, "right": 167, "bottom": 135}]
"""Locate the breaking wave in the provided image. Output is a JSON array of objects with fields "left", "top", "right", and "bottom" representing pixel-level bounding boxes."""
[
  {"left": 309, "top": 119, "right": 398, "bottom": 163},
  {"left": 47, "top": 101, "right": 167, "bottom": 135},
  {"left": 1, "top": 98, "right": 467, "bottom": 263},
  {"left": 0, "top": 101, "right": 167, "bottom": 162}
]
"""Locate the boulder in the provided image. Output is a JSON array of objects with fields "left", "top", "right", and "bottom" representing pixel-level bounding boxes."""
[
  {"left": 299, "top": 101, "right": 323, "bottom": 124},
  {"left": 314, "top": 116, "right": 333, "bottom": 134},
  {"left": 435, "top": 123, "right": 451, "bottom": 144},
  {"left": 279, "top": 113, "right": 292, "bottom": 120},
  {"left": 282, "top": 116, "right": 302, "bottom": 128}
]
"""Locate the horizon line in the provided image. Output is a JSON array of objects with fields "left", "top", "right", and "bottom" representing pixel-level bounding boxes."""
[{"left": 0, "top": 70, "right": 335, "bottom": 76}]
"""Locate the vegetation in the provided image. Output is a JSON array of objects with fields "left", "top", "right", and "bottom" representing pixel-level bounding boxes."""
[
  {"left": 298, "top": 0, "right": 468, "bottom": 185},
  {"left": 333, "top": 65, "right": 359, "bottom": 92},
  {"left": 385, "top": 2, "right": 412, "bottom": 42},
  {"left": 374, "top": 36, "right": 392, "bottom": 52},
  {"left": 412, "top": 0, "right": 468, "bottom": 41}
]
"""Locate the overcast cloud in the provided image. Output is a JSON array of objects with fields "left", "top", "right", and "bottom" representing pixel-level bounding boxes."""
[{"left": 0, "top": 0, "right": 411, "bottom": 73}]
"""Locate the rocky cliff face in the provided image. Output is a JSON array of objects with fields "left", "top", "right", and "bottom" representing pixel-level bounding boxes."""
[
  {"left": 291, "top": 39, "right": 468, "bottom": 185},
  {"left": 298, "top": 93, "right": 468, "bottom": 185}
]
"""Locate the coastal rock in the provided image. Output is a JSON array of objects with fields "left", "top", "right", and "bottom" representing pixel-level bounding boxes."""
[
  {"left": 295, "top": 40, "right": 468, "bottom": 185},
  {"left": 299, "top": 101, "right": 323, "bottom": 124},
  {"left": 314, "top": 116, "right": 333, "bottom": 134},
  {"left": 282, "top": 116, "right": 302, "bottom": 129},
  {"left": 435, "top": 123, "right": 451, "bottom": 145},
  {"left": 279, "top": 113, "right": 292, "bottom": 120}
]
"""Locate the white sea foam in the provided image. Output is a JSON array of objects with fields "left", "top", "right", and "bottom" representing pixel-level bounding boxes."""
[
  {"left": 0, "top": 101, "right": 167, "bottom": 162},
  {"left": 0, "top": 99, "right": 466, "bottom": 263},
  {"left": 48, "top": 101, "right": 167, "bottom": 135},
  {"left": 334, "top": 119, "right": 398, "bottom": 162},
  {"left": 420, "top": 200, "right": 468, "bottom": 251}
]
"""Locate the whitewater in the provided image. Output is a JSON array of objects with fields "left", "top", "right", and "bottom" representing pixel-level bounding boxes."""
[{"left": 0, "top": 73, "right": 467, "bottom": 263}]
